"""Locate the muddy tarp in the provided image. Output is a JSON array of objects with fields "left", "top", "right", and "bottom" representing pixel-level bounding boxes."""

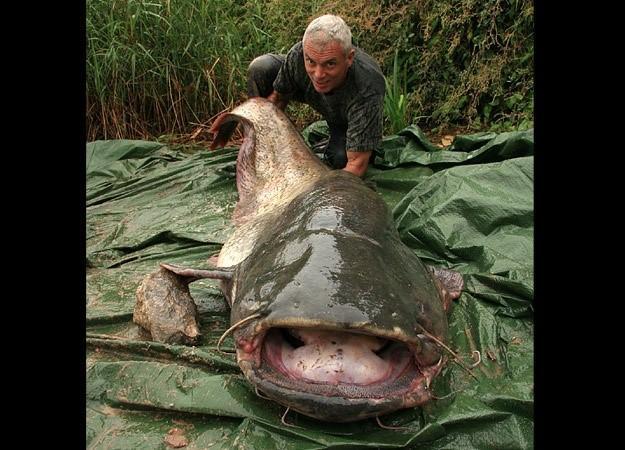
[{"left": 86, "top": 125, "right": 533, "bottom": 449}]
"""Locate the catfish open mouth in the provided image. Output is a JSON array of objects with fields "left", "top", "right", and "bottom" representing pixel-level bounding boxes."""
[{"left": 250, "top": 327, "right": 429, "bottom": 400}]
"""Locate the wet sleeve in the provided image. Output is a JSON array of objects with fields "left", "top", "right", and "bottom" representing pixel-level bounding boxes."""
[
  {"left": 346, "top": 95, "right": 384, "bottom": 152},
  {"left": 273, "top": 46, "right": 301, "bottom": 96}
]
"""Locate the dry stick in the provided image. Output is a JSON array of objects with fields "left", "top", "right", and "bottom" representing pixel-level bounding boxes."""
[
  {"left": 86, "top": 333, "right": 132, "bottom": 341},
  {"left": 216, "top": 313, "right": 262, "bottom": 354},
  {"left": 375, "top": 415, "right": 409, "bottom": 431},
  {"left": 416, "top": 325, "right": 479, "bottom": 381}
]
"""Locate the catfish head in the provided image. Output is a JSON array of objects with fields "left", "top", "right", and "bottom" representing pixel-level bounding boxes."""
[{"left": 221, "top": 171, "right": 465, "bottom": 422}]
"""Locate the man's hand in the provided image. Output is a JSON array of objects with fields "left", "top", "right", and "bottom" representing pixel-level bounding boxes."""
[
  {"left": 343, "top": 150, "right": 372, "bottom": 178},
  {"left": 267, "top": 91, "right": 289, "bottom": 110}
]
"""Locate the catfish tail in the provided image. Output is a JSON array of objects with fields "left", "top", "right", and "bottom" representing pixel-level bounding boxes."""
[{"left": 210, "top": 114, "right": 239, "bottom": 150}]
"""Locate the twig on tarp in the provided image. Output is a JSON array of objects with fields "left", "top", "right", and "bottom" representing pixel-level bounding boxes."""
[{"left": 86, "top": 333, "right": 131, "bottom": 341}]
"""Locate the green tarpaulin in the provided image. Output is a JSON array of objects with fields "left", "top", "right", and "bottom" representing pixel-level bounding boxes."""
[{"left": 86, "top": 124, "right": 533, "bottom": 449}]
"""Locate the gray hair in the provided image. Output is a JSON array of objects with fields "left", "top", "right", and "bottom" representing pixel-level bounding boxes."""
[{"left": 303, "top": 15, "right": 353, "bottom": 55}]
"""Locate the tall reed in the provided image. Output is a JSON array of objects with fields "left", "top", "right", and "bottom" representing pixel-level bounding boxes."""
[
  {"left": 86, "top": 0, "right": 275, "bottom": 140},
  {"left": 384, "top": 50, "right": 409, "bottom": 135}
]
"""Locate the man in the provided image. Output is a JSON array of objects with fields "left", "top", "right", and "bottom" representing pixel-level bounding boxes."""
[{"left": 247, "top": 14, "right": 385, "bottom": 178}]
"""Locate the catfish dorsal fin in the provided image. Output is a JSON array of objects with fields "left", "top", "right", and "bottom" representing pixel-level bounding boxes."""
[{"left": 427, "top": 266, "right": 464, "bottom": 312}]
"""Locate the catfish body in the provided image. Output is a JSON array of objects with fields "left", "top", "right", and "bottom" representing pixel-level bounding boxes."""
[{"left": 137, "top": 98, "right": 464, "bottom": 422}]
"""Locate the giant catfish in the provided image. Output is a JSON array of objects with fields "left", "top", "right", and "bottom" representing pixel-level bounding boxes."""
[{"left": 134, "top": 98, "right": 464, "bottom": 422}]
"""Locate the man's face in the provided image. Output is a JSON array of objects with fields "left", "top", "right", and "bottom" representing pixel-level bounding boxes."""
[{"left": 303, "top": 38, "right": 355, "bottom": 94}]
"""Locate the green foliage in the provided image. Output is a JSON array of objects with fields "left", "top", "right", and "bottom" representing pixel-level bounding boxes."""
[
  {"left": 87, "top": 0, "right": 533, "bottom": 140},
  {"left": 383, "top": 50, "right": 409, "bottom": 135},
  {"left": 392, "top": 0, "right": 534, "bottom": 129}
]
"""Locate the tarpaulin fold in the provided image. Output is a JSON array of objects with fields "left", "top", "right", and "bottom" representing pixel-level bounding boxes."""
[{"left": 86, "top": 125, "right": 533, "bottom": 449}]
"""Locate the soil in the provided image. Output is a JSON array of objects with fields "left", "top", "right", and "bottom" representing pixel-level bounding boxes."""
[{"left": 162, "top": 123, "right": 479, "bottom": 153}]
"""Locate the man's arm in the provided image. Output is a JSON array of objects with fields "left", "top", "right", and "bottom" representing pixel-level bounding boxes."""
[
  {"left": 267, "top": 90, "right": 289, "bottom": 110},
  {"left": 344, "top": 92, "right": 383, "bottom": 178},
  {"left": 343, "top": 150, "right": 372, "bottom": 178}
]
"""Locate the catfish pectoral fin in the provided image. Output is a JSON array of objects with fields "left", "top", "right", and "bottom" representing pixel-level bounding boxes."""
[
  {"left": 159, "top": 262, "right": 233, "bottom": 283},
  {"left": 428, "top": 266, "right": 464, "bottom": 312}
]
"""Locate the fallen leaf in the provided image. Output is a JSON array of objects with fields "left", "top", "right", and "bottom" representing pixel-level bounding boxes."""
[
  {"left": 165, "top": 428, "right": 189, "bottom": 448},
  {"left": 510, "top": 337, "right": 522, "bottom": 345},
  {"left": 441, "top": 135, "right": 454, "bottom": 146}
]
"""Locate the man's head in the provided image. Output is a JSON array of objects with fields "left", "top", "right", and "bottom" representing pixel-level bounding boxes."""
[{"left": 302, "top": 15, "right": 355, "bottom": 94}]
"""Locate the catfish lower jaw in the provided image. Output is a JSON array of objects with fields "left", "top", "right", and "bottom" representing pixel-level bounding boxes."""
[{"left": 236, "top": 327, "right": 441, "bottom": 422}]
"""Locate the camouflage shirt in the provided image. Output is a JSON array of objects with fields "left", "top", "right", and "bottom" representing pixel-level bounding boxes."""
[{"left": 273, "top": 41, "right": 385, "bottom": 152}]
